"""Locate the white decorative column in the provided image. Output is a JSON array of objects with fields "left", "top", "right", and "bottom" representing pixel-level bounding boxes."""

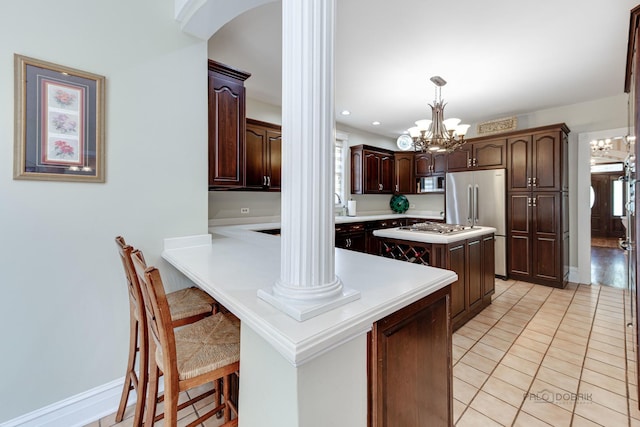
[{"left": 257, "top": 0, "right": 360, "bottom": 321}]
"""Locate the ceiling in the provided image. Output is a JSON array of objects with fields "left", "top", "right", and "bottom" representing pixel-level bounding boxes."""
[{"left": 208, "top": 0, "right": 639, "bottom": 141}]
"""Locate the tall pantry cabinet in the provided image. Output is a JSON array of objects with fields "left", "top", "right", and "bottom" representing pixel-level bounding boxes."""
[{"left": 506, "top": 124, "right": 570, "bottom": 288}]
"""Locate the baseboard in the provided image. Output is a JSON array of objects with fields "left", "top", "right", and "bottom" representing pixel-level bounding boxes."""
[
  {"left": 569, "top": 267, "right": 581, "bottom": 284},
  {"left": 0, "top": 378, "right": 135, "bottom": 427}
]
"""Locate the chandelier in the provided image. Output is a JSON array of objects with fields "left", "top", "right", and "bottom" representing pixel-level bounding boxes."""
[
  {"left": 408, "top": 76, "right": 470, "bottom": 152},
  {"left": 590, "top": 138, "right": 613, "bottom": 156}
]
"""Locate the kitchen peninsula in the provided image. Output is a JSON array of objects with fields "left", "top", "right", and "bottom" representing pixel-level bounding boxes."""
[{"left": 162, "top": 217, "right": 459, "bottom": 426}]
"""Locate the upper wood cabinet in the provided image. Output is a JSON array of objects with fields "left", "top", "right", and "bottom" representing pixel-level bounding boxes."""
[
  {"left": 245, "top": 119, "right": 282, "bottom": 191},
  {"left": 507, "top": 124, "right": 569, "bottom": 192},
  {"left": 415, "top": 152, "right": 446, "bottom": 176},
  {"left": 207, "top": 60, "right": 251, "bottom": 189},
  {"left": 394, "top": 152, "right": 414, "bottom": 194},
  {"left": 446, "top": 138, "right": 506, "bottom": 172},
  {"left": 351, "top": 145, "right": 395, "bottom": 194}
]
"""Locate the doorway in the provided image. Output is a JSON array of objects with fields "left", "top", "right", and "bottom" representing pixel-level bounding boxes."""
[{"left": 590, "top": 161, "right": 629, "bottom": 288}]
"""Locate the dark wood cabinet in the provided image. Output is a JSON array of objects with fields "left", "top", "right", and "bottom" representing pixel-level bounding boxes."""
[
  {"left": 245, "top": 119, "right": 282, "bottom": 191},
  {"left": 506, "top": 124, "right": 569, "bottom": 288},
  {"left": 445, "top": 234, "right": 495, "bottom": 329},
  {"left": 507, "top": 126, "right": 569, "bottom": 192},
  {"left": 394, "top": 152, "right": 414, "bottom": 194},
  {"left": 351, "top": 145, "right": 395, "bottom": 194},
  {"left": 369, "top": 286, "right": 452, "bottom": 427},
  {"left": 446, "top": 138, "right": 506, "bottom": 172},
  {"left": 508, "top": 191, "right": 569, "bottom": 287},
  {"left": 207, "top": 60, "right": 251, "bottom": 189},
  {"left": 415, "top": 152, "right": 446, "bottom": 176},
  {"left": 335, "top": 222, "right": 366, "bottom": 252}
]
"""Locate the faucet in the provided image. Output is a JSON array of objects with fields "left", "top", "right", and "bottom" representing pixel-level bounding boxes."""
[{"left": 335, "top": 193, "right": 346, "bottom": 216}]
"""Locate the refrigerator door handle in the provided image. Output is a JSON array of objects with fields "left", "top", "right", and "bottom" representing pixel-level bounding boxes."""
[
  {"left": 467, "top": 184, "right": 473, "bottom": 224},
  {"left": 474, "top": 184, "right": 479, "bottom": 224}
]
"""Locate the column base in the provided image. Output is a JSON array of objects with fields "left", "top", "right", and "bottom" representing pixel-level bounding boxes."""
[{"left": 257, "top": 278, "right": 361, "bottom": 321}]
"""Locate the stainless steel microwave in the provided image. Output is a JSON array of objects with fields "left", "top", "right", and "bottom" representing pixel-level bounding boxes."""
[{"left": 418, "top": 176, "right": 445, "bottom": 193}]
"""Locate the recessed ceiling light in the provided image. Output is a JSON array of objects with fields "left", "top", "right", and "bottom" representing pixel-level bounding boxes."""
[
  {"left": 372, "top": 121, "right": 381, "bottom": 126},
  {"left": 341, "top": 110, "right": 351, "bottom": 116}
]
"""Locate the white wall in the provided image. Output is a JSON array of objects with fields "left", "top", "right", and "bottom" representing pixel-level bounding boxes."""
[{"left": 0, "top": 0, "right": 208, "bottom": 422}]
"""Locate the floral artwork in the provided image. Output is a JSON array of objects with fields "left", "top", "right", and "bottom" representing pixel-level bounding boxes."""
[
  {"left": 54, "top": 89, "right": 76, "bottom": 108},
  {"left": 14, "top": 54, "right": 105, "bottom": 182},
  {"left": 42, "top": 81, "right": 83, "bottom": 165},
  {"left": 50, "top": 112, "right": 78, "bottom": 134}
]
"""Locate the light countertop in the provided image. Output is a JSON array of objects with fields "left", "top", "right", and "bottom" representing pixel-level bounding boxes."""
[
  {"left": 373, "top": 225, "right": 496, "bottom": 244},
  {"left": 163, "top": 221, "right": 457, "bottom": 366}
]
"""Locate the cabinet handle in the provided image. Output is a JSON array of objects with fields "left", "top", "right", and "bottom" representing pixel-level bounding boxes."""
[
  {"left": 528, "top": 197, "right": 532, "bottom": 207},
  {"left": 346, "top": 238, "right": 351, "bottom": 248},
  {"left": 263, "top": 176, "right": 267, "bottom": 186},
  {"left": 527, "top": 177, "right": 532, "bottom": 187},
  {"left": 467, "top": 158, "right": 471, "bottom": 168},
  {"left": 532, "top": 197, "right": 537, "bottom": 207},
  {"left": 379, "top": 183, "right": 383, "bottom": 190},
  {"left": 532, "top": 177, "right": 537, "bottom": 187},
  {"left": 395, "top": 184, "right": 399, "bottom": 192},
  {"left": 473, "top": 158, "right": 477, "bottom": 167},
  {"left": 267, "top": 176, "right": 271, "bottom": 187}
]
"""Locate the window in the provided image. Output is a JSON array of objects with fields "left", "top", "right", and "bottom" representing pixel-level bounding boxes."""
[
  {"left": 334, "top": 133, "right": 348, "bottom": 206},
  {"left": 612, "top": 179, "right": 624, "bottom": 217}
]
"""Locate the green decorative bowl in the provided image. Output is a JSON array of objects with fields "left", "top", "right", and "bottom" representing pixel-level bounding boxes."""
[{"left": 390, "top": 194, "right": 409, "bottom": 214}]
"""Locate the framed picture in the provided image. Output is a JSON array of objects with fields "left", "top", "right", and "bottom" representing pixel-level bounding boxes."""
[{"left": 14, "top": 54, "right": 105, "bottom": 182}]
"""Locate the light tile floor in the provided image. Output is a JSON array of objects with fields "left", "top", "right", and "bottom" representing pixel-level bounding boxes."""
[
  {"left": 454, "top": 279, "right": 639, "bottom": 427},
  {"left": 90, "top": 280, "right": 638, "bottom": 427},
  {"left": 87, "top": 382, "right": 226, "bottom": 427}
]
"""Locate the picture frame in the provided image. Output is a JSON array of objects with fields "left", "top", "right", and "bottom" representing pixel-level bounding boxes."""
[
  {"left": 14, "top": 54, "right": 105, "bottom": 182},
  {"left": 477, "top": 116, "right": 518, "bottom": 136}
]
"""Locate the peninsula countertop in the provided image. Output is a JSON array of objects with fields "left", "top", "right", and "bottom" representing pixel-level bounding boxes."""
[{"left": 162, "top": 221, "right": 457, "bottom": 366}]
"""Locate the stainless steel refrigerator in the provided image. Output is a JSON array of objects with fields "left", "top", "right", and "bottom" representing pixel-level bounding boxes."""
[{"left": 446, "top": 169, "right": 506, "bottom": 277}]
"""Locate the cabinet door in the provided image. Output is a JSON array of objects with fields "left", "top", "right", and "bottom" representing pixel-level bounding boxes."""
[
  {"left": 533, "top": 132, "right": 561, "bottom": 191},
  {"left": 508, "top": 193, "right": 531, "bottom": 276},
  {"left": 394, "top": 153, "right": 414, "bottom": 193},
  {"left": 507, "top": 135, "right": 532, "bottom": 191},
  {"left": 446, "top": 147, "right": 471, "bottom": 172},
  {"left": 245, "top": 125, "right": 267, "bottom": 189},
  {"left": 380, "top": 154, "right": 395, "bottom": 193},
  {"left": 482, "top": 235, "right": 495, "bottom": 298},
  {"left": 371, "top": 288, "right": 452, "bottom": 427},
  {"left": 432, "top": 153, "right": 447, "bottom": 174},
  {"left": 532, "top": 193, "right": 561, "bottom": 282},
  {"left": 448, "top": 243, "right": 466, "bottom": 320},
  {"left": 415, "top": 153, "right": 432, "bottom": 177},
  {"left": 364, "top": 152, "right": 382, "bottom": 193},
  {"left": 473, "top": 139, "right": 506, "bottom": 170},
  {"left": 267, "top": 130, "right": 282, "bottom": 190},
  {"left": 208, "top": 74, "right": 246, "bottom": 187},
  {"left": 467, "top": 238, "right": 482, "bottom": 310}
]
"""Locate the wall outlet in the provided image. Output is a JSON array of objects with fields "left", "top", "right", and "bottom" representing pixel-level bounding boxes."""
[{"left": 240, "top": 207, "right": 250, "bottom": 214}]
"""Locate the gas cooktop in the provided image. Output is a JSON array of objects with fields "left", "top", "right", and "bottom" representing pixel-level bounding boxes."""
[{"left": 398, "top": 221, "right": 471, "bottom": 235}]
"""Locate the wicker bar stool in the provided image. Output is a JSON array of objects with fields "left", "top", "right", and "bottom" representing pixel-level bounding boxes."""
[
  {"left": 114, "top": 236, "right": 218, "bottom": 426},
  {"left": 131, "top": 249, "right": 240, "bottom": 427}
]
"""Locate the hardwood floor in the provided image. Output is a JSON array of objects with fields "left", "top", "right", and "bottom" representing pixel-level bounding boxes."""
[{"left": 591, "top": 237, "right": 628, "bottom": 289}]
